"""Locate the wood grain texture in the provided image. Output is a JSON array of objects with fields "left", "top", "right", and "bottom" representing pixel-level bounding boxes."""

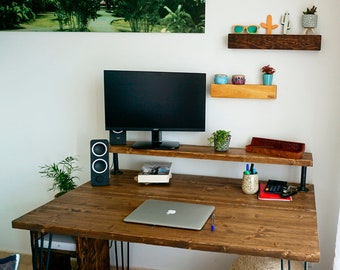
[
  {"left": 76, "top": 237, "right": 109, "bottom": 270},
  {"left": 210, "top": 84, "right": 277, "bottom": 99},
  {"left": 228, "top": 34, "right": 322, "bottom": 50},
  {"left": 109, "top": 143, "right": 313, "bottom": 167},
  {"left": 13, "top": 171, "right": 319, "bottom": 263}
]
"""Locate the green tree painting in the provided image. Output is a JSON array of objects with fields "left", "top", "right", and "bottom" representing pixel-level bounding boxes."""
[{"left": 0, "top": 0, "right": 205, "bottom": 32}]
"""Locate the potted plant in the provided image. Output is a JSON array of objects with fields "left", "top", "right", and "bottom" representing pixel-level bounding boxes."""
[
  {"left": 261, "top": 64, "right": 276, "bottom": 85},
  {"left": 39, "top": 156, "right": 80, "bottom": 197},
  {"left": 302, "top": 6, "right": 317, "bottom": 33},
  {"left": 208, "top": 130, "right": 231, "bottom": 152}
]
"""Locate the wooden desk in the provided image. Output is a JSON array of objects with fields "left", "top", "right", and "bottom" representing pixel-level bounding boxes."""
[{"left": 12, "top": 170, "right": 319, "bottom": 269}]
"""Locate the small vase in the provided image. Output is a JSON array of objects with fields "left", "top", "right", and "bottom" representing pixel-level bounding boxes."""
[
  {"left": 232, "top": 75, "right": 246, "bottom": 85},
  {"left": 214, "top": 135, "right": 231, "bottom": 152},
  {"left": 263, "top": 74, "right": 273, "bottom": 85}
]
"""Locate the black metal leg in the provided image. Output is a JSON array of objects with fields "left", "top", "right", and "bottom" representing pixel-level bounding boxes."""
[
  {"left": 127, "top": 242, "right": 130, "bottom": 270},
  {"left": 45, "top": 234, "right": 53, "bottom": 270},
  {"left": 30, "top": 231, "right": 53, "bottom": 270},
  {"left": 121, "top": 241, "right": 124, "bottom": 270},
  {"left": 39, "top": 234, "right": 44, "bottom": 270},
  {"left": 114, "top": 241, "right": 118, "bottom": 270},
  {"left": 299, "top": 166, "right": 309, "bottom": 192},
  {"left": 30, "top": 232, "right": 37, "bottom": 270},
  {"left": 111, "top": 153, "right": 122, "bottom": 175},
  {"left": 112, "top": 241, "right": 130, "bottom": 270},
  {"left": 304, "top": 262, "right": 309, "bottom": 270}
]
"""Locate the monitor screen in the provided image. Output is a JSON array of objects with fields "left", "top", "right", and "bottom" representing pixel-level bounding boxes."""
[{"left": 104, "top": 70, "right": 206, "bottom": 149}]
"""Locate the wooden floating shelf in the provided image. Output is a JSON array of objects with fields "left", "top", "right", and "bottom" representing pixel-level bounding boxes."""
[
  {"left": 210, "top": 84, "right": 277, "bottom": 99},
  {"left": 228, "top": 34, "right": 322, "bottom": 50}
]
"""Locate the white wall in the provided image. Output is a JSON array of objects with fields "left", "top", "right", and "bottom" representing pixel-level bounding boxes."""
[{"left": 1, "top": 0, "right": 339, "bottom": 269}]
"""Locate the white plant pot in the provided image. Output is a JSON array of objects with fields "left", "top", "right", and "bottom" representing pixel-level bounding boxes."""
[{"left": 302, "top": 14, "right": 318, "bottom": 28}]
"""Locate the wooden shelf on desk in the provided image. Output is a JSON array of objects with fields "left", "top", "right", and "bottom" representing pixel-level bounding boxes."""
[
  {"left": 110, "top": 142, "right": 313, "bottom": 167},
  {"left": 210, "top": 83, "right": 277, "bottom": 99},
  {"left": 228, "top": 34, "right": 322, "bottom": 50}
]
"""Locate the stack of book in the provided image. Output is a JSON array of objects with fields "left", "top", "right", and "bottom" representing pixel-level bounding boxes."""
[
  {"left": 258, "top": 182, "right": 292, "bottom": 201},
  {"left": 137, "top": 162, "right": 172, "bottom": 184}
]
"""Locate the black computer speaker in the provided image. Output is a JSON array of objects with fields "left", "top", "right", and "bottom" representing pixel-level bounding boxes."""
[
  {"left": 90, "top": 139, "right": 110, "bottom": 186},
  {"left": 109, "top": 130, "right": 126, "bottom": 145}
]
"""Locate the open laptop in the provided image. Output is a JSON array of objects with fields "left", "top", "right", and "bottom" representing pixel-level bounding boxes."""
[{"left": 124, "top": 199, "right": 215, "bottom": 230}]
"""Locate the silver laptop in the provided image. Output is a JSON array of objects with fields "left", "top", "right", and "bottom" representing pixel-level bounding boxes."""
[{"left": 124, "top": 199, "right": 215, "bottom": 230}]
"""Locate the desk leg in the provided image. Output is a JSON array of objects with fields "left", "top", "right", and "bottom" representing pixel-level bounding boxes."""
[
  {"left": 30, "top": 231, "right": 53, "bottom": 270},
  {"left": 76, "top": 237, "right": 110, "bottom": 270}
]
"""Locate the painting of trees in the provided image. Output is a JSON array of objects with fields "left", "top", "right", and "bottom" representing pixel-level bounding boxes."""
[{"left": 0, "top": 0, "right": 205, "bottom": 32}]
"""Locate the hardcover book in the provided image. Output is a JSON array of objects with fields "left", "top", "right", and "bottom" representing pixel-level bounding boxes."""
[
  {"left": 137, "top": 162, "right": 172, "bottom": 184},
  {"left": 258, "top": 183, "right": 292, "bottom": 201}
]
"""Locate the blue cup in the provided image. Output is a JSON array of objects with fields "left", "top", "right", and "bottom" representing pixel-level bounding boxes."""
[{"left": 214, "top": 74, "right": 228, "bottom": 84}]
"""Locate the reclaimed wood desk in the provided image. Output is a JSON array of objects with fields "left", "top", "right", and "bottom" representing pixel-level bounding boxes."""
[{"left": 12, "top": 170, "right": 319, "bottom": 269}]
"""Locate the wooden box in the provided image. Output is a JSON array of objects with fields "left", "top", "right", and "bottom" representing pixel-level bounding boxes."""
[{"left": 245, "top": 137, "right": 305, "bottom": 159}]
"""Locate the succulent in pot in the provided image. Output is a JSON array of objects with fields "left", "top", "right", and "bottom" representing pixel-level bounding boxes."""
[
  {"left": 302, "top": 6, "right": 318, "bottom": 32},
  {"left": 261, "top": 65, "right": 276, "bottom": 85},
  {"left": 208, "top": 130, "right": 231, "bottom": 152}
]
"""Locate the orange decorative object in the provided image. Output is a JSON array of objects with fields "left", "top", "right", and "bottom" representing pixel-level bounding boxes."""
[{"left": 260, "top": 15, "right": 278, "bottom": 34}]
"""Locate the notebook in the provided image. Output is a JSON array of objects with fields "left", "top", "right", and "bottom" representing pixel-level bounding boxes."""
[{"left": 124, "top": 199, "right": 215, "bottom": 230}]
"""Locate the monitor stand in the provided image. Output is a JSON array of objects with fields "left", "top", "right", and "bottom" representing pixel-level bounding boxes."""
[
  {"left": 132, "top": 141, "right": 179, "bottom": 150},
  {"left": 131, "top": 131, "right": 179, "bottom": 150}
]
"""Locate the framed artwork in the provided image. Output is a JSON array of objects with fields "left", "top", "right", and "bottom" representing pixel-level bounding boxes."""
[{"left": 0, "top": 0, "right": 205, "bottom": 33}]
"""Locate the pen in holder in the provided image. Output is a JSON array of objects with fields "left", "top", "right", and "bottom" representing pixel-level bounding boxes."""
[{"left": 242, "top": 173, "right": 259, "bottom": 194}]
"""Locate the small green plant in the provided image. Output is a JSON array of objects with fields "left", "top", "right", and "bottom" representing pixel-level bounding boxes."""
[
  {"left": 39, "top": 156, "right": 79, "bottom": 196},
  {"left": 208, "top": 130, "right": 231, "bottom": 151},
  {"left": 303, "top": 6, "right": 317, "bottom": 15},
  {"left": 261, "top": 65, "right": 276, "bottom": 74}
]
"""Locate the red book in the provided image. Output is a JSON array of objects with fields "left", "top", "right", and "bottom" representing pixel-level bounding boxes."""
[{"left": 258, "top": 183, "right": 292, "bottom": 201}]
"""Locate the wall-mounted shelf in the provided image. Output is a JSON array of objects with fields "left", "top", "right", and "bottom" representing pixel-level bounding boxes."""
[
  {"left": 210, "top": 84, "right": 277, "bottom": 99},
  {"left": 228, "top": 34, "right": 321, "bottom": 50}
]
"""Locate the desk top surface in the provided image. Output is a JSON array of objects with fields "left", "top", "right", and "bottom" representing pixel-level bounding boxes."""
[{"left": 12, "top": 170, "right": 319, "bottom": 262}]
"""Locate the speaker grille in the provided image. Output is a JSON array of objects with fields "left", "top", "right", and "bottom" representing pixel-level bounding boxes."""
[
  {"left": 92, "top": 141, "right": 108, "bottom": 157},
  {"left": 92, "top": 158, "right": 108, "bottom": 174}
]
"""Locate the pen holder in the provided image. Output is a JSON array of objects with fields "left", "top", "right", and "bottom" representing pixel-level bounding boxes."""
[{"left": 242, "top": 173, "right": 259, "bottom": 194}]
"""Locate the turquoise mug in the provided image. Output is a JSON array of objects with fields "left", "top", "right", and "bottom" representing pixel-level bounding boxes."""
[{"left": 214, "top": 74, "right": 228, "bottom": 84}]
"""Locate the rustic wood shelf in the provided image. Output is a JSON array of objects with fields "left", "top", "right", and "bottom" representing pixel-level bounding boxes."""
[
  {"left": 110, "top": 142, "right": 313, "bottom": 191},
  {"left": 228, "top": 34, "right": 322, "bottom": 50},
  {"left": 110, "top": 142, "right": 313, "bottom": 167},
  {"left": 210, "top": 83, "right": 277, "bottom": 99}
]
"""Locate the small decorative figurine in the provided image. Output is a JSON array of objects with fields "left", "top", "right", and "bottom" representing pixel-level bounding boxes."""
[
  {"left": 260, "top": 15, "right": 278, "bottom": 34},
  {"left": 280, "top": 12, "right": 291, "bottom": 34},
  {"left": 233, "top": 25, "right": 259, "bottom": 34}
]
